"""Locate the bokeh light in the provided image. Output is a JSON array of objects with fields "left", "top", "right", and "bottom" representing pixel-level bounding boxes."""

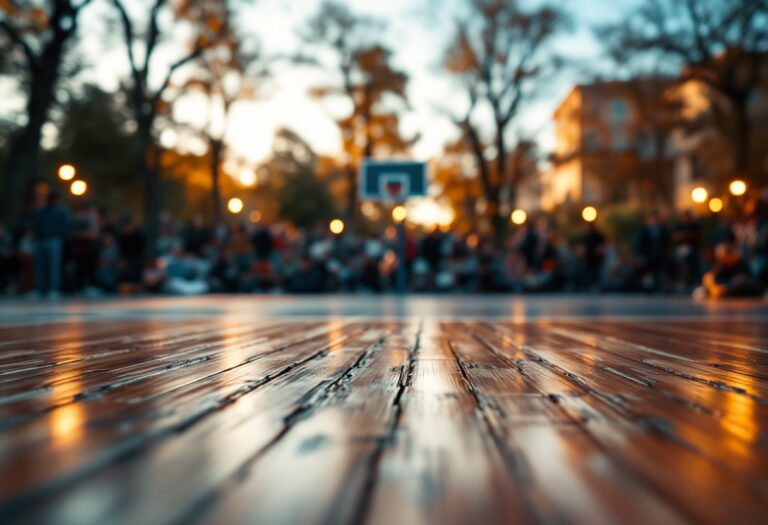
[
  {"left": 729, "top": 180, "right": 747, "bottom": 196},
  {"left": 691, "top": 187, "right": 708, "bottom": 203},
  {"left": 581, "top": 206, "right": 597, "bottom": 222},
  {"left": 249, "top": 210, "right": 262, "bottom": 223},
  {"left": 227, "top": 197, "right": 244, "bottom": 214},
  {"left": 510, "top": 209, "right": 527, "bottom": 225},
  {"left": 58, "top": 164, "right": 76, "bottom": 181},
  {"left": 329, "top": 219, "right": 344, "bottom": 234},
  {"left": 708, "top": 198, "right": 723, "bottom": 213},
  {"left": 392, "top": 205, "right": 407, "bottom": 223},
  {"left": 70, "top": 180, "right": 87, "bottom": 196}
]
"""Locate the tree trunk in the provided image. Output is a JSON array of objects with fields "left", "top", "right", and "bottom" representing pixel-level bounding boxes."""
[
  {"left": 731, "top": 96, "right": 751, "bottom": 179},
  {"left": 210, "top": 138, "right": 223, "bottom": 224},
  {"left": 345, "top": 165, "right": 358, "bottom": 225},
  {"left": 493, "top": 124, "right": 508, "bottom": 245},
  {"left": 137, "top": 120, "right": 160, "bottom": 261},
  {"left": 1, "top": 32, "right": 66, "bottom": 230}
]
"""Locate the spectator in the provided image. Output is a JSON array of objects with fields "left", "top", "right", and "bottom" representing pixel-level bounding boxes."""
[
  {"left": 30, "top": 192, "right": 69, "bottom": 298},
  {"left": 635, "top": 211, "right": 669, "bottom": 292},
  {"left": 671, "top": 210, "right": 702, "bottom": 291},
  {"left": 578, "top": 221, "right": 606, "bottom": 290},
  {"left": 696, "top": 242, "right": 763, "bottom": 298}
]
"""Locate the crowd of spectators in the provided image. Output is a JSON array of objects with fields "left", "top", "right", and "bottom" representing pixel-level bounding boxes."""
[{"left": 1, "top": 191, "right": 767, "bottom": 299}]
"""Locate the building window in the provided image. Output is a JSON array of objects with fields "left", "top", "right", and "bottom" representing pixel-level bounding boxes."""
[
  {"left": 584, "top": 130, "right": 599, "bottom": 152},
  {"left": 613, "top": 127, "right": 628, "bottom": 151},
  {"left": 611, "top": 99, "right": 628, "bottom": 120}
]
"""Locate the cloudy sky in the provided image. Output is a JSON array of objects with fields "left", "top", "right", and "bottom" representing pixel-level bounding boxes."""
[{"left": 35, "top": 0, "right": 641, "bottom": 172}]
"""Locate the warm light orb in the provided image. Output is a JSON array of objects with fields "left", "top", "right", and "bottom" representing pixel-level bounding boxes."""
[
  {"left": 249, "top": 210, "right": 262, "bottom": 223},
  {"left": 58, "top": 164, "right": 76, "bottom": 181},
  {"left": 708, "top": 198, "right": 724, "bottom": 213},
  {"left": 70, "top": 180, "right": 87, "bottom": 196},
  {"left": 329, "top": 219, "right": 344, "bottom": 235},
  {"left": 691, "top": 187, "right": 708, "bottom": 203},
  {"left": 729, "top": 180, "right": 747, "bottom": 196},
  {"left": 581, "top": 206, "right": 597, "bottom": 222},
  {"left": 392, "top": 205, "right": 407, "bottom": 223},
  {"left": 227, "top": 197, "right": 244, "bottom": 214},
  {"left": 510, "top": 209, "right": 527, "bottom": 225}
]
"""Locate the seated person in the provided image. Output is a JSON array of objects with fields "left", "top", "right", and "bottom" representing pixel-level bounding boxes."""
[{"left": 697, "top": 242, "right": 763, "bottom": 298}]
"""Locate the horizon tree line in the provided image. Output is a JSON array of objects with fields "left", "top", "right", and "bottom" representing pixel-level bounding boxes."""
[{"left": 1, "top": 0, "right": 766, "bottom": 252}]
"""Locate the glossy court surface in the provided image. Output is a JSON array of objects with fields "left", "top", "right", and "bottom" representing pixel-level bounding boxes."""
[{"left": 0, "top": 295, "right": 767, "bottom": 525}]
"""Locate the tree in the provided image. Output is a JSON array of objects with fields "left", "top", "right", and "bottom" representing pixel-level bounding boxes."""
[
  {"left": 600, "top": 0, "right": 768, "bottom": 182},
  {"left": 257, "top": 129, "right": 337, "bottom": 229},
  {"left": 109, "top": 0, "right": 229, "bottom": 257},
  {"left": 0, "top": 0, "right": 94, "bottom": 228},
  {"left": 45, "top": 84, "right": 142, "bottom": 213},
  {"left": 443, "top": 0, "right": 568, "bottom": 239},
  {"left": 432, "top": 138, "right": 484, "bottom": 233},
  {"left": 177, "top": 14, "right": 268, "bottom": 224},
  {"left": 302, "top": 1, "right": 415, "bottom": 225}
]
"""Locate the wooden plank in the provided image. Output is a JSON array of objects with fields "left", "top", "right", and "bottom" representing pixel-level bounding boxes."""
[
  {"left": 363, "top": 324, "right": 536, "bottom": 525},
  {"left": 478, "top": 321, "right": 768, "bottom": 525},
  {"left": 443, "top": 323, "right": 688, "bottom": 525}
]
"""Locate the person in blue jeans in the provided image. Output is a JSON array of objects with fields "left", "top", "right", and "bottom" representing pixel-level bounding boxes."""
[{"left": 30, "top": 192, "right": 70, "bottom": 298}]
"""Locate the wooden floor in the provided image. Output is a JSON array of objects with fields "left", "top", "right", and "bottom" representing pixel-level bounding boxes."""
[{"left": 1, "top": 304, "right": 767, "bottom": 524}]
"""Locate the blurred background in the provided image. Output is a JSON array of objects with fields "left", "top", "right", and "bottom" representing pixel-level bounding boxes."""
[{"left": 0, "top": 0, "right": 766, "bottom": 297}]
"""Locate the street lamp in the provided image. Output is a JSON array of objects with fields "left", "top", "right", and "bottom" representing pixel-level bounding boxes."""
[
  {"left": 581, "top": 206, "right": 597, "bottom": 223},
  {"left": 729, "top": 180, "right": 747, "bottom": 196},
  {"left": 392, "top": 205, "right": 407, "bottom": 223},
  {"left": 510, "top": 209, "right": 527, "bottom": 225},
  {"left": 708, "top": 198, "right": 724, "bottom": 213},
  {"left": 70, "top": 180, "right": 87, "bottom": 196},
  {"left": 691, "top": 187, "right": 708, "bottom": 203},
  {"left": 329, "top": 219, "right": 344, "bottom": 234},
  {"left": 58, "top": 164, "right": 76, "bottom": 181},
  {"left": 227, "top": 197, "right": 243, "bottom": 214}
]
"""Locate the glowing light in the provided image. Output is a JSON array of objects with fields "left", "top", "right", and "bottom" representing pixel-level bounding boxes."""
[
  {"left": 249, "top": 210, "right": 262, "bottom": 223},
  {"left": 329, "top": 219, "right": 344, "bottom": 234},
  {"left": 227, "top": 197, "right": 244, "bottom": 214},
  {"left": 70, "top": 180, "right": 87, "bottom": 196},
  {"left": 510, "top": 209, "right": 527, "bottom": 225},
  {"left": 691, "top": 187, "right": 708, "bottom": 203},
  {"left": 708, "top": 198, "right": 724, "bottom": 213},
  {"left": 58, "top": 164, "right": 76, "bottom": 181},
  {"left": 581, "top": 206, "right": 597, "bottom": 222},
  {"left": 406, "top": 199, "right": 454, "bottom": 228},
  {"left": 392, "top": 205, "right": 407, "bottom": 223},
  {"left": 729, "top": 180, "right": 747, "bottom": 196},
  {"left": 467, "top": 234, "right": 479, "bottom": 248},
  {"left": 238, "top": 169, "right": 256, "bottom": 187}
]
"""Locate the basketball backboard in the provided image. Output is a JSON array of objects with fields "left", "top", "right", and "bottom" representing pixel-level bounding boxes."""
[{"left": 359, "top": 160, "right": 427, "bottom": 202}]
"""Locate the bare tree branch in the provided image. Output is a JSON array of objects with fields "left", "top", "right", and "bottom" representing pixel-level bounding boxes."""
[{"left": 0, "top": 19, "right": 38, "bottom": 71}]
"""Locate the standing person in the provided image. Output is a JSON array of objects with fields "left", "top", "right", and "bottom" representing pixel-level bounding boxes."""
[
  {"left": 117, "top": 215, "right": 146, "bottom": 289},
  {"left": 0, "top": 224, "right": 14, "bottom": 293},
  {"left": 30, "top": 192, "right": 70, "bottom": 298},
  {"left": 635, "top": 211, "right": 670, "bottom": 292},
  {"left": 579, "top": 221, "right": 606, "bottom": 290},
  {"left": 69, "top": 201, "right": 100, "bottom": 294},
  {"left": 671, "top": 210, "right": 702, "bottom": 291}
]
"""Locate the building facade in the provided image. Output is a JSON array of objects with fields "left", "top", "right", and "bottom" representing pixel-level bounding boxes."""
[{"left": 543, "top": 80, "right": 675, "bottom": 211}]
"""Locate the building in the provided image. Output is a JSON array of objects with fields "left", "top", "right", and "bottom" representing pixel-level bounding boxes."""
[
  {"left": 670, "top": 76, "right": 768, "bottom": 209},
  {"left": 543, "top": 80, "right": 676, "bottom": 211}
]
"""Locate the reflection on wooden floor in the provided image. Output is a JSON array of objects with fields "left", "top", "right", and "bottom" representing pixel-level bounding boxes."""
[{"left": 0, "top": 317, "right": 767, "bottom": 524}]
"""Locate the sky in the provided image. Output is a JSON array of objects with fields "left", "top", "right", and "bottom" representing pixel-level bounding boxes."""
[{"left": 7, "top": 0, "right": 642, "bottom": 179}]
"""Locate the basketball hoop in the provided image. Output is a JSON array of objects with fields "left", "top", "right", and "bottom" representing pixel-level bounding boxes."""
[
  {"left": 385, "top": 180, "right": 403, "bottom": 201},
  {"left": 359, "top": 159, "right": 427, "bottom": 202},
  {"left": 379, "top": 173, "right": 410, "bottom": 204}
]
